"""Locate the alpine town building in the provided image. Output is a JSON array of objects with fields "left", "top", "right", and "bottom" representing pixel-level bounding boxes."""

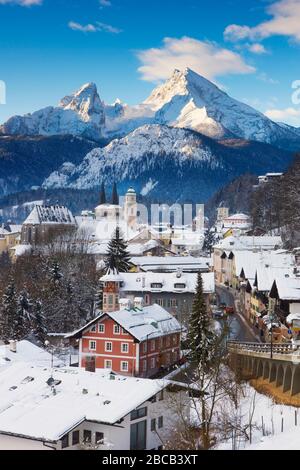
[{"left": 68, "top": 269, "right": 183, "bottom": 377}]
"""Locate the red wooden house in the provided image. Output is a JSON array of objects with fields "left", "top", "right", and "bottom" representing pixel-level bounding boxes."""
[{"left": 68, "top": 270, "right": 182, "bottom": 378}]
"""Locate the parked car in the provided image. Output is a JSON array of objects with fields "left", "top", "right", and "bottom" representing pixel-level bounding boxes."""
[
  {"left": 219, "top": 302, "right": 227, "bottom": 309},
  {"left": 225, "top": 306, "right": 235, "bottom": 314},
  {"left": 213, "top": 310, "right": 224, "bottom": 319}
]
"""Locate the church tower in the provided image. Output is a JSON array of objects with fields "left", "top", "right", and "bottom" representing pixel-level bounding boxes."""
[
  {"left": 124, "top": 188, "right": 137, "bottom": 230},
  {"left": 99, "top": 183, "right": 106, "bottom": 205}
]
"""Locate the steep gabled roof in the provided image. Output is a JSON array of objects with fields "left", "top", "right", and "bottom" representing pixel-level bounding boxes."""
[{"left": 23, "top": 205, "right": 76, "bottom": 226}]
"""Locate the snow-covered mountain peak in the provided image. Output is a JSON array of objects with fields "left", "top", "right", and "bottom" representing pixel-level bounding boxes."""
[
  {"left": 59, "top": 82, "right": 104, "bottom": 124},
  {"left": 0, "top": 82, "right": 106, "bottom": 141},
  {"left": 143, "top": 68, "right": 300, "bottom": 147}
]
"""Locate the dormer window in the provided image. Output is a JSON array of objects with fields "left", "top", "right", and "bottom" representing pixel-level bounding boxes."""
[
  {"left": 174, "top": 283, "right": 186, "bottom": 289},
  {"left": 151, "top": 283, "right": 163, "bottom": 289}
]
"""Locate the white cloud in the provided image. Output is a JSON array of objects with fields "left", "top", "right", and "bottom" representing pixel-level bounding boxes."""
[
  {"left": 248, "top": 43, "right": 267, "bottom": 54},
  {"left": 265, "top": 107, "right": 300, "bottom": 126},
  {"left": 68, "top": 22, "right": 97, "bottom": 33},
  {"left": 99, "top": 0, "right": 111, "bottom": 6},
  {"left": 257, "top": 72, "right": 279, "bottom": 85},
  {"left": 0, "top": 0, "right": 42, "bottom": 5},
  {"left": 137, "top": 36, "right": 255, "bottom": 82},
  {"left": 224, "top": 0, "right": 300, "bottom": 43},
  {"left": 68, "top": 21, "right": 122, "bottom": 34}
]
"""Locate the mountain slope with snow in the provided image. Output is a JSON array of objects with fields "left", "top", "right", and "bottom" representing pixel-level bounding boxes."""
[
  {"left": 0, "top": 83, "right": 106, "bottom": 141},
  {"left": 43, "top": 124, "right": 292, "bottom": 202},
  {"left": 0, "top": 135, "right": 98, "bottom": 197},
  {"left": 144, "top": 68, "right": 300, "bottom": 150},
  {"left": 1, "top": 69, "right": 300, "bottom": 152}
]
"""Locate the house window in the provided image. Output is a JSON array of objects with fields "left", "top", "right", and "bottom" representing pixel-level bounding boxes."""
[
  {"left": 151, "top": 283, "right": 163, "bottom": 289},
  {"left": 143, "top": 342, "right": 147, "bottom": 353},
  {"left": 158, "top": 390, "right": 164, "bottom": 401},
  {"left": 158, "top": 416, "right": 164, "bottom": 429},
  {"left": 105, "top": 342, "right": 112, "bottom": 352},
  {"left": 61, "top": 433, "right": 69, "bottom": 449},
  {"left": 151, "top": 357, "right": 156, "bottom": 369},
  {"left": 173, "top": 335, "right": 177, "bottom": 344},
  {"left": 105, "top": 359, "right": 112, "bottom": 369},
  {"left": 72, "top": 430, "right": 80, "bottom": 446},
  {"left": 108, "top": 295, "right": 114, "bottom": 305},
  {"left": 122, "top": 328, "right": 127, "bottom": 334},
  {"left": 174, "top": 283, "right": 186, "bottom": 289},
  {"left": 166, "top": 336, "right": 170, "bottom": 347},
  {"left": 83, "top": 430, "right": 92, "bottom": 443},
  {"left": 89, "top": 341, "right": 96, "bottom": 351},
  {"left": 121, "top": 343, "right": 129, "bottom": 353},
  {"left": 114, "top": 324, "right": 121, "bottom": 335},
  {"left": 150, "top": 340, "right": 155, "bottom": 351},
  {"left": 121, "top": 361, "right": 129, "bottom": 372},
  {"left": 166, "top": 353, "right": 170, "bottom": 363},
  {"left": 155, "top": 299, "right": 164, "bottom": 307},
  {"left": 131, "top": 407, "right": 147, "bottom": 420},
  {"left": 98, "top": 323, "right": 105, "bottom": 334},
  {"left": 130, "top": 420, "right": 147, "bottom": 450},
  {"left": 90, "top": 325, "right": 96, "bottom": 332},
  {"left": 168, "top": 299, "right": 177, "bottom": 308},
  {"left": 151, "top": 418, "right": 156, "bottom": 432},
  {"left": 96, "top": 432, "right": 104, "bottom": 445},
  {"left": 144, "top": 294, "right": 150, "bottom": 305},
  {"left": 142, "top": 360, "right": 147, "bottom": 372}
]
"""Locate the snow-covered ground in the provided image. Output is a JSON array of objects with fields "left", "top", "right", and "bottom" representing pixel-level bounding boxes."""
[{"left": 217, "top": 384, "right": 300, "bottom": 450}]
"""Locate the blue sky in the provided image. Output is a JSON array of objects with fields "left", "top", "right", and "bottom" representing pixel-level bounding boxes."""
[{"left": 0, "top": 0, "right": 300, "bottom": 126}]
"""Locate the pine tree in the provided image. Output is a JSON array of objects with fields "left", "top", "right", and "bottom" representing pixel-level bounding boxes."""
[
  {"left": 62, "top": 279, "right": 78, "bottom": 332},
  {"left": 0, "top": 278, "right": 18, "bottom": 342},
  {"left": 187, "top": 272, "right": 215, "bottom": 368},
  {"left": 32, "top": 300, "right": 47, "bottom": 345},
  {"left": 105, "top": 227, "right": 131, "bottom": 273},
  {"left": 95, "top": 281, "right": 104, "bottom": 311},
  {"left": 48, "top": 259, "right": 63, "bottom": 286},
  {"left": 203, "top": 229, "right": 217, "bottom": 255},
  {"left": 16, "top": 287, "right": 33, "bottom": 339}
]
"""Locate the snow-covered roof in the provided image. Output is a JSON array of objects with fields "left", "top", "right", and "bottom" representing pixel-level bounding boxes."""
[
  {"left": 224, "top": 213, "right": 250, "bottom": 221},
  {"left": 100, "top": 271, "right": 215, "bottom": 294},
  {"left": 213, "top": 235, "right": 282, "bottom": 251},
  {"left": 0, "top": 227, "right": 9, "bottom": 237},
  {"left": 100, "top": 268, "right": 124, "bottom": 283},
  {"left": 69, "top": 304, "right": 182, "bottom": 342},
  {"left": 171, "top": 236, "right": 204, "bottom": 247},
  {"left": 89, "top": 240, "right": 160, "bottom": 257},
  {"left": 7, "top": 224, "right": 22, "bottom": 234},
  {"left": 23, "top": 205, "right": 76, "bottom": 226},
  {"left": 255, "top": 265, "right": 296, "bottom": 292},
  {"left": 0, "top": 363, "right": 168, "bottom": 442},
  {"left": 0, "top": 340, "right": 63, "bottom": 371},
  {"left": 234, "top": 250, "right": 295, "bottom": 283},
  {"left": 130, "top": 256, "right": 212, "bottom": 272},
  {"left": 272, "top": 277, "right": 300, "bottom": 301},
  {"left": 9, "top": 244, "right": 32, "bottom": 257},
  {"left": 76, "top": 217, "right": 139, "bottom": 244}
]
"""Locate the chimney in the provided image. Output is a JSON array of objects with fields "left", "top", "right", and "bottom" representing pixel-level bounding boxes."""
[
  {"left": 119, "top": 298, "right": 132, "bottom": 310},
  {"left": 134, "top": 297, "right": 144, "bottom": 310},
  {"left": 9, "top": 340, "right": 17, "bottom": 353}
]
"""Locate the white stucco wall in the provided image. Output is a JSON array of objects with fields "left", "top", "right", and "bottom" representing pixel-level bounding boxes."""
[{"left": 0, "top": 389, "right": 187, "bottom": 451}]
